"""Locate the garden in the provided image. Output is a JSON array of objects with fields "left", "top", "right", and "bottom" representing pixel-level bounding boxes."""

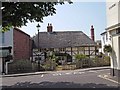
[{"left": 8, "top": 53, "right": 110, "bottom": 74}]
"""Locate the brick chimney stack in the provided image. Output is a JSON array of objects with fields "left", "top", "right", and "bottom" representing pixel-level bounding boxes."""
[
  {"left": 91, "top": 25, "right": 95, "bottom": 41},
  {"left": 47, "top": 23, "right": 53, "bottom": 32}
]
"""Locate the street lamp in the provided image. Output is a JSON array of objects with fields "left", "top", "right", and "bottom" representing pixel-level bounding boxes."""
[
  {"left": 36, "top": 23, "right": 40, "bottom": 71},
  {"left": 36, "top": 23, "right": 40, "bottom": 51}
]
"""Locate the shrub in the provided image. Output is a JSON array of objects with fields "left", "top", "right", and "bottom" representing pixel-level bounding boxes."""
[
  {"left": 31, "top": 62, "right": 45, "bottom": 71},
  {"left": 75, "top": 54, "right": 87, "bottom": 61},
  {"left": 103, "top": 44, "right": 112, "bottom": 53},
  {"left": 89, "top": 57, "right": 98, "bottom": 67},
  {"left": 8, "top": 59, "right": 33, "bottom": 74},
  {"left": 74, "top": 54, "right": 88, "bottom": 68},
  {"left": 42, "top": 58, "right": 57, "bottom": 71},
  {"left": 89, "top": 55, "right": 110, "bottom": 67},
  {"left": 103, "top": 56, "right": 110, "bottom": 66}
]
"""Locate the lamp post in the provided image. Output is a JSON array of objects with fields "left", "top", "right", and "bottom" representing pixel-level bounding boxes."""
[{"left": 36, "top": 23, "right": 40, "bottom": 71}]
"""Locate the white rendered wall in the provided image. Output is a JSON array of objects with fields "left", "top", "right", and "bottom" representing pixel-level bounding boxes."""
[
  {"left": 118, "top": 37, "right": 120, "bottom": 69},
  {"left": 101, "top": 33, "right": 109, "bottom": 53},
  {"left": 101, "top": 34, "right": 106, "bottom": 53},
  {"left": 106, "top": 2, "right": 119, "bottom": 28},
  {"left": 0, "top": 28, "right": 13, "bottom": 55},
  {"left": 0, "top": 58, "right": 2, "bottom": 75},
  {"left": 118, "top": 1, "right": 120, "bottom": 25},
  {"left": 112, "top": 36, "right": 119, "bottom": 69},
  {"left": 106, "top": 1, "right": 120, "bottom": 73},
  {"left": 0, "top": 28, "right": 13, "bottom": 74}
]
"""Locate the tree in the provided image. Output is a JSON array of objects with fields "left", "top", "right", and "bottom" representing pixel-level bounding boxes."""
[{"left": 1, "top": 1, "right": 72, "bottom": 30}]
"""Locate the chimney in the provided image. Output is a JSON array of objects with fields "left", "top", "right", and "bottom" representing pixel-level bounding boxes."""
[
  {"left": 47, "top": 23, "right": 53, "bottom": 32},
  {"left": 91, "top": 25, "right": 95, "bottom": 41}
]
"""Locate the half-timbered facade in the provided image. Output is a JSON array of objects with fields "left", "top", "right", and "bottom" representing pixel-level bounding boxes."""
[{"left": 33, "top": 24, "right": 97, "bottom": 63}]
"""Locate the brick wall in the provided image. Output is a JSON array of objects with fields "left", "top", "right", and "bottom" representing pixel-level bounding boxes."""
[{"left": 13, "top": 28, "right": 32, "bottom": 60}]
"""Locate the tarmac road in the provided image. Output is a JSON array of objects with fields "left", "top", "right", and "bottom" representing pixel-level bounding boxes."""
[{"left": 1, "top": 68, "right": 119, "bottom": 88}]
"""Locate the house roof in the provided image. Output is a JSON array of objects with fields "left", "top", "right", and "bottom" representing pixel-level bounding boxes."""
[
  {"left": 105, "top": 23, "right": 120, "bottom": 31},
  {"left": 100, "top": 31, "right": 107, "bottom": 35},
  {"left": 33, "top": 31, "right": 96, "bottom": 48},
  {"left": 14, "top": 28, "right": 30, "bottom": 37}
]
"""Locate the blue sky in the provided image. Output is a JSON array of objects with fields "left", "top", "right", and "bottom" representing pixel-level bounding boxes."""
[{"left": 20, "top": 2, "right": 106, "bottom": 41}]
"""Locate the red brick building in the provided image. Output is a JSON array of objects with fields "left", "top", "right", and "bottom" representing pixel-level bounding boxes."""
[
  {"left": 13, "top": 28, "right": 32, "bottom": 60},
  {"left": 1, "top": 27, "right": 32, "bottom": 60}
]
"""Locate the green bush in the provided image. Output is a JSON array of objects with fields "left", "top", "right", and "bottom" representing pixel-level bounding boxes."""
[
  {"left": 103, "top": 56, "right": 110, "bottom": 66},
  {"left": 89, "top": 55, "right": 110, "bottom": 67},
  {"left": 42, "top": 60, "right": 52, "bottom": 71},
  {"left": 42, "top": 59, "right": 57, "bottom": 71},
  {"left": 74, "top": 54, "right": 88, "bottom": 68},
  {"left": 8, "top": 59, "right": 33, "bottom": 74},
  {"left": 90, "top": 56, "right": 99, "bottom": 67},
  {"left": 75, "top": 54, "right": 87, "bottom": 61},
  {"left": 104, "top": 44, "right": 112, "bottom": 53}
]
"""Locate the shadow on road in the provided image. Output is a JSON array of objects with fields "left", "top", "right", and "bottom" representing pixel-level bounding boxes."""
[{"left": 2, "top": 81, "right": 118, "bottom": 88}]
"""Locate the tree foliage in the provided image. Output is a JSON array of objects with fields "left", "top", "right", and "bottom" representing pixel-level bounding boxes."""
[
  {"left": 75, "top": 54, "right": 87, "bottom": 61},
  {"left": 2, "top": 1, "right": 72, "bottom": 28}
]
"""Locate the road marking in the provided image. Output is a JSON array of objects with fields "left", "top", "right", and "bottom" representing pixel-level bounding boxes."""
[
  {"left": 53, "top": 73, "right": 61, "bottom": 76},
  {"left": 88, "top": 71, "right": 97, "bottom": 73},
  {"left": 65, "top": 73, "right": 71, "bottom": 75},
  {"left": 79, "top": 72, "right": 85, "bottom": 74},
  {"left": 53, "top": 72, "right": 85, "bottom": 76},
  {"left": 52, "top": 74, "right": 56, "bottom": 76},
  {"left": 59, "top": 73, "right": 62, "bottom": 75},
  {"left": 73, "top": 72, "right": 78, "bottom": 74},
  {"left": 41, "top": 74, "right": 44, "bottom": 77},
  {"left": 53, "top": 74, "right": 58, "bottom": 76},
  {"left": 98, "top": 75, "right": 120, "bottom": 84},
  {"left": 97, "top": 69, "right": 110, "bottom": 72}
]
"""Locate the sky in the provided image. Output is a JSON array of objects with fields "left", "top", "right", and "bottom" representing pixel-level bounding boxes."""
[{"left": 20, "top": 2, "right": 107, "bottom": 41}]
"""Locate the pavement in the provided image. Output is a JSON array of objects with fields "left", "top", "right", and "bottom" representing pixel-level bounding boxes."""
[
  {"left": 1, "top": 66, "right": 110, "bottom": 77},
  {"left": 98, "top": 73, "right": 120, "bottom": 85}
]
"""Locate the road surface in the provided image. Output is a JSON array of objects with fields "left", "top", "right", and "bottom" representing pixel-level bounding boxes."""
[{"left": 1, "top": 68, "right": 119, "bottom": 88}]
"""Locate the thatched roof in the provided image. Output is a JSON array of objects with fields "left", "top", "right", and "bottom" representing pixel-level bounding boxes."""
[{"left": 33, "top": 31, "right": 96, "bottom": 48}]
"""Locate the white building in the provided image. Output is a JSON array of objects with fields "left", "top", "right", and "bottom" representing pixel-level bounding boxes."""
[
  {"left": 0, "top": 27, "right": 32, "bottom": 74},
  {"left": 101, "top": 1, "right": 120, "bottom": 76},
  {"left": 100, "top": 31, "right": 109, "bottom": 54},
  {"left": 0, "top": 27, "right": 13, "bottom": 74}
]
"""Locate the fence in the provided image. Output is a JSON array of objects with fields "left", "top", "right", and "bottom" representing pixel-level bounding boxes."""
[
  {"left": 7, "top": 56, "right": 110, "bottom": 74},
  {"left": 56, "top": 56, "right": 110, "bottom": 70}
]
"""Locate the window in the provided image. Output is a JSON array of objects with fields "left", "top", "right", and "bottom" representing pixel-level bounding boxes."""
[
  {"left": 106, "top": 33, "right": 108, "bottom": 41},
  {"left": 103, "top": 36, "right": 105, "bottom": 44},
  {"left": 59, "top": 48, "right": 65, "bottom": 51},
  {"left": 49, "top": 48, "right": 54, "bottom": 51},
  {"left": 116, "top": 28, "right": 120, "bottom": 34}
]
